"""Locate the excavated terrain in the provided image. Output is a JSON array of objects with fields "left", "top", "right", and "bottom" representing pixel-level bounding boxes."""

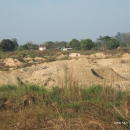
[{"left": 0, "top": 53, "right": 130, "bottom": 90}]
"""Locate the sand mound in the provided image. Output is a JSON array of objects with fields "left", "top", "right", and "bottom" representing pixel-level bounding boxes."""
[
  {"left": 87, "top": 53, "right": 111, "bottom": 59},
  {"left": 0, "top": 55, "right": 129, "bottom": 89},
  {"left": 56, "top": 54, "right": 67, "bottom": 59},
  {"left": 91, "top": 67, "right": 127, "bottom": 82},
  {"left": 0, "top": 59, "right": 5, "bottom": 67},
  {"left": 8, "top": 59, "right": 127, "bottom": 88},
  {"left": 4, "top": 58, "right": 23, "bottom": 67},
  {"left": 0, "top": 72, "right": 18, "bottom": 85},
  {"left": 24, "top": 57, "right": 46, "bottom": 62}
]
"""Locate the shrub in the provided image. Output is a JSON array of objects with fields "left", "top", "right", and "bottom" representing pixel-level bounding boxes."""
[
  {"left": 0, "top": 39, "right": 15, "bottom": 52},
  {"left": 0, "top": 85, "right": 17, "bottom": 92},
  {"left": 106, "top": 39, "right": 119, "bottom": 49},
  {"left": 80, "top": 39, "right": 95, "bottom": 50}
]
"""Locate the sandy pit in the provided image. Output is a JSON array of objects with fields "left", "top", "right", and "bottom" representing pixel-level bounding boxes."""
[{"left": 0, "top": 53, "right": 130, "bottom": 90}]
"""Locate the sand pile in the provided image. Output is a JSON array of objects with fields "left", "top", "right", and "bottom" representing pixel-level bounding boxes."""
[
  {"left": 24, "top": 57, "right": 46, "bottom": 62},
  {"left": 0, "top": 72, "right": 18, "bottom": 85},
  {"left": 4, "top": 58, "right": 23, "bottom": 67},
  {"left": 0, "top": 59, "right": 5, "bottom": 67},
  {"left": 87, "top": 53, "right": 111, "bottom": 59},
  {"left": 0, "top": 55, "right": 129, "bottom": 89},
  {"left": 8, "top": 58, "right": 127, "bottom": 88},
  {"left": 91, "top": 67, "right": 127, "bottom": 82},
  {"left": 56, "top": 54, "right": 67, "bottom": 59}
]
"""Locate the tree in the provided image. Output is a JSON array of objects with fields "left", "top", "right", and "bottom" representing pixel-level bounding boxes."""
[
  {"left": 119, "top": 42, "right": 126, "bottom": 47},
  {"left": 97, "top": 36, "right": 111, "bottom": 47},
  {"left": 80, "top": 39, "right": 94, "bottom": 50},
  {"left": 98, "top": 36, "right": 111, "bottom": 42},
  {"left": 55, "top": 41, "right": 67, "bottom": 48},
  {"left": 69, "top": 38, "right": 80, "bottom": 50},
  {"left": 21, "top": 44, "right": 29, "bottom": 50},
  {"left": 44, "top": 41, "right": 55, "bottom": 49},
  {"left": 106, "top": 39, "right": 119, "bottom": 49},
  {"left": 20, "top": 42, "right": 38, "bottom": 50},
  {"left": 0, "top": 39, "right": 15, "bottom": 52},
  {"left": 115, "top": 32, "right": 121, "bottom": 41},
  {"left": 11, "top": 38, "right": 18, "bottom": 50}
]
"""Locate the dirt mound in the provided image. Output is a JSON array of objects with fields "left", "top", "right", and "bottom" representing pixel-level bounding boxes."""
[
  {"left": 4, "top": 58, "right": 23, "bottom": 67},
  {"left": 56, "top": 54, "right": 67, "bottom": 59},
  {"left": 24, "top": 57, "right": 46, "bottom": 62},
  {"left": 0, "top": 72, "right": 18, "bottom": 85},
  {"left": 0, "top": 55, "right": 129, "bottom": 89},
  {"left": 0, "top": 59, "right": 6, "bottom": 67},
  {"left": 87, "top": 53, "right": 111, "bottom": 59},
  {"left": 91, "top": 67, "right": 127, "bottom": 82},
  {"left": 8, "top": 59, "right": 127, "bottom": 88}
]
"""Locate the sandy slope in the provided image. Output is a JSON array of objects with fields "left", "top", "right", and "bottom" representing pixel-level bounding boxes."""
[{"left": 0, "top": 53, "right": 130, "bottom": 90}]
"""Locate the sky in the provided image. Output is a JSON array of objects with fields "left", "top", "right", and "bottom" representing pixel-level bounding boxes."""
[{"left": 0, "top": 0, "right": 130, "bottom": 45}]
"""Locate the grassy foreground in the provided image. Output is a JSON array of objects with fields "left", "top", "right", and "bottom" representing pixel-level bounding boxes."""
[{"left": 0, "top": 84, "right": 130, "bottom": 130}]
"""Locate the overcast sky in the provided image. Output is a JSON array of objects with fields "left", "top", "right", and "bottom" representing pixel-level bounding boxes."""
[{"left": 0, "top": 0, "right": 130, "bottom": 45}]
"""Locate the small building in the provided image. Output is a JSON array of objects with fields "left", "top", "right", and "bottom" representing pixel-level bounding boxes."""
[
  {"left": 62, "top": 48, "right": 72, "bottom": 51},
  {"left": 39, "top": 46, "right": 46, "bottom": 51}
]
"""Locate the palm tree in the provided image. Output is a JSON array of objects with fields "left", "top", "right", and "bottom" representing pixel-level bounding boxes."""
[{"left": 98, "top": 36, "right": 111, "bottom": 47}]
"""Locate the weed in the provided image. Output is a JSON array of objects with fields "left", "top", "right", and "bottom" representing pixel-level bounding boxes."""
[
  {"left": 0, "top": 84, "right": 129, "bottom": 130},
  {"left": 0, "top": 85, "right": 17, "bottom": 92},
  {"left": 59, "top": 56, "right": 69, "bottom": 60}
]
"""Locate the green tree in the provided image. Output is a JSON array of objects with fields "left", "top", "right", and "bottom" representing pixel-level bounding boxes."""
[
  {"left": 54, "top": 41, "right": 67, "bottom": 48},
  {"left": 11, "top": 38, "right": 18, "bottom": 50},
  {"left": 106, "top": 39, "right": 119, "bottom": 49},
  {"left": 115, "top": 32, "right": 121, "bottom": 41},
  {"left": 80, "top": 39, "right": 94, "bottom": 50},
  {"left": 20, "top": 42, "right": 38, "bottom": 50},
  {"left": 0, "top": 39, "right": 15, "bottom": 52},
  {"left": 98, "top": 36, "right": 111, "bottom": 42},
  {"left": 44, "top": 41, "right": 55, "bottom": 49},
  {"left": 21, "top": 44, "right": 29, "bottom": 50},
  {"left": 119, "top": 42, "right": 126, "bottom": 47},
  {"left": 69, "top": 38, "right": 80, "bottom": 50},
  {"left": 98, "top": 36, "right": 111, "bottom": 47}
]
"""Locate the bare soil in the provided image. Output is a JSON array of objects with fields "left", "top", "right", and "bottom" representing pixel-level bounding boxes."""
[{"left": 0, "top": 52, "right": 130, "bottom": 90}]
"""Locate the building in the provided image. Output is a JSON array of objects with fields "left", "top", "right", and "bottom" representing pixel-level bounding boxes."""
[
  {"left": 39, "top": 46, "right": 46, "bottom": 51},
  {"left": 62, "top": 48, "right": 72, "bottom": 51}
]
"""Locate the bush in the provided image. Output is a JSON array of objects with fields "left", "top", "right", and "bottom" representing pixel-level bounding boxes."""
[
  {"left": 0, "top": 39, "right": 15, "bottom": 52},
  {"left": 69, "top": 38, "right": 80, "bottom": 50},
  {"left": 0, "top": 85, "right": 17, "bottom": 91},
  {"left": 80, "top": 39, "right": 95, "bottom": 50},
  {"left": 106, "top": 39, "right": 119, "bottom": 49}
]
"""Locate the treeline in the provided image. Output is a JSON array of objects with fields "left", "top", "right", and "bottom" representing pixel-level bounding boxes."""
[{"left": 0, "top": 33, "right": 129, "bottom": 52}]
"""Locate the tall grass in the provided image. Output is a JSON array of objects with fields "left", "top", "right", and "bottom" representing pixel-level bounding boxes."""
[{"left": 0, "top": 84, "right": 129, "bottom": 129}]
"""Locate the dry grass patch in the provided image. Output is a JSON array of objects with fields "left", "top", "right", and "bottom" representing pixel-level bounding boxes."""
[{"left": 0, "top": 84, "right": 130, "bottom": 129}]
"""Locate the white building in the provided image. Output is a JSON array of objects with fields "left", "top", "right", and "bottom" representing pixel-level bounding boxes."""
[
  {"left": 39, "top": 47, "right": 46, "bottom": 51},
  {"left": 62, "top": 48, "right": 72, "bottom": 51}
]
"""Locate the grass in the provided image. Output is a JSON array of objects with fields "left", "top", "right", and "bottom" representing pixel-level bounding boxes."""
[
  {"left": 0, "top": 50, "right": 70, "bottom": 71},
  {"left": 0, "top": 66, "right": 10, "bottom": 71},
  {"left": 0, "top": 49, "right": 130, "bottom": 129},
  {"left": 0, "top": 84, "right": 130, "bottom": 129},
  {"left": 0, "top": 48, "right": 129, "bottom": 61},
  {"left": 0, "top": 49, "right": 129, "bottom": 72},
  {"left": 59, "top": 55, "right": 70, "bottom": 60}
]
